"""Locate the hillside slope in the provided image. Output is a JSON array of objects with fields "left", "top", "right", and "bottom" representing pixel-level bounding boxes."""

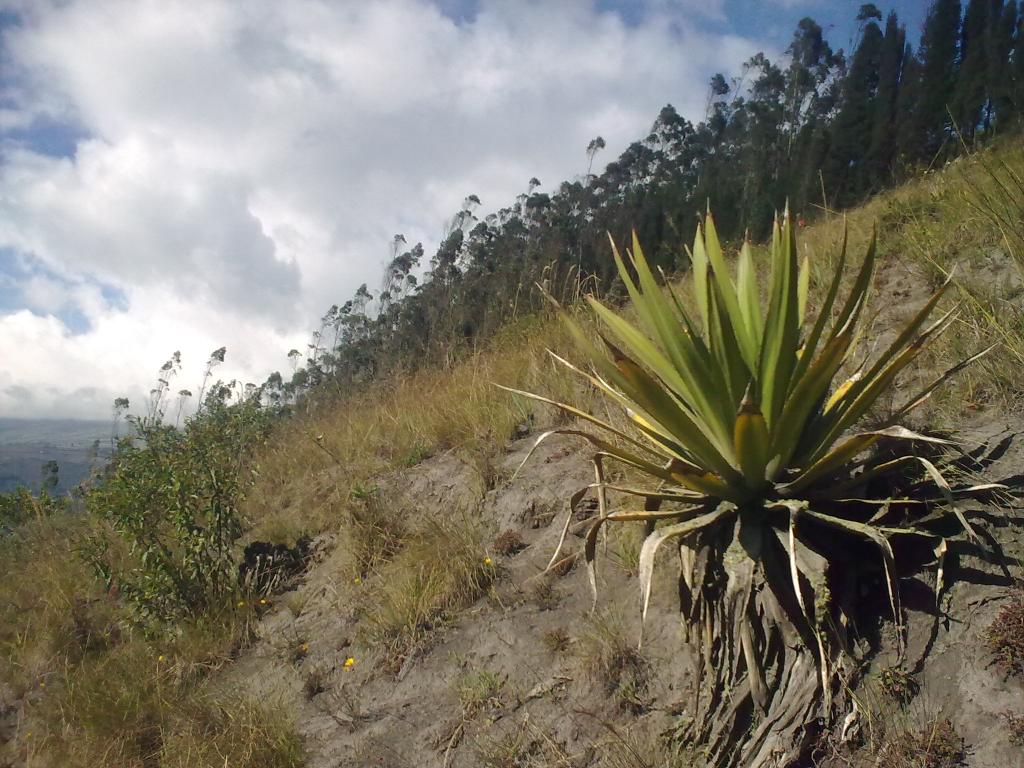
[
  {"left": 3, "top": 140, "right": 1024, "bottom": 768},
  {"left": 227, "top": 421, "right": 1024, "bottom": 767},
  {"left": 225, "top": 141, "right": 1024, "bottom": 767}
]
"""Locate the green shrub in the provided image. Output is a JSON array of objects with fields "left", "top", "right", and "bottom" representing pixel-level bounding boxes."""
[
  {"left": 0, "top": 486, "right": 69, "bottom": 530},
  {"left": 86, "top": 395, "right": 272, "bottom": 625}
]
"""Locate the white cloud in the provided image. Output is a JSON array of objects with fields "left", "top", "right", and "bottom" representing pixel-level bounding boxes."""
[
  {"left": 0, "top": 0, "right": 766, "bottom": 419},
  {"left": 759, "top": 0, "right": 818, "bottom": 9}
]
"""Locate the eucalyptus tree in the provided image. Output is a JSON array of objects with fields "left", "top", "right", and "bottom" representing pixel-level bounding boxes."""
[
  {"left": 585, "top": 135, "right": 606, "bottom": 181},
  {"left": 196, "top": 347, "right": 226, "bottom": 414},
  {"left": 916, "top": 0, "right": 963, "bottom": 159}
]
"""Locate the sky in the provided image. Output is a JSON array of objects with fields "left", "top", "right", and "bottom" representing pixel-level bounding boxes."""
[{"left": 0, "top": 0, "right": 927, "bottom": 420}]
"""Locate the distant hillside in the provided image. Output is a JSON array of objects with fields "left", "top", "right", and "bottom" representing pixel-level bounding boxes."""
[{"left": 0, "top": 418, "right": 115, "bottom": 493}]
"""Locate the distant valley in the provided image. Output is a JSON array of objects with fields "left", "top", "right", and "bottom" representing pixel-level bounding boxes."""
[{"left": 0, "top": 418, "right": 117, "bottom": 494}]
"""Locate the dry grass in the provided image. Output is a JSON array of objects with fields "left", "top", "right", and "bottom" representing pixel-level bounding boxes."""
[
  {"left": 20, "top": 620, "right": 302, "bottom": 768},
  {"left": 578, "top": 609, "right": 649, "bottom": 714},
  {"left": 875, "top": 718, "right": 967, "bottom": 768},
  {"left": 358, "top": 517, "right": 496, "bottom": 671},
  {"left": 542, "top": 627, "right": 571, "bottom": 653},
  {"left": 492, "top": 529, "right": 527, "bottom": 556},
  {"left": 529, "top": 575, "right": 562, "bottom": 611},
  {"left": 608, "top": 524, "right": 642, "bottom": 578},
  {"left": 156, "top": 697, "right": 303, "bottom": 768},
  {"left": 243, "top": 311, "right": 590, "bottom": 542},
  {"left": 594, "top": 726, "right": 701, "bottom": 768},
  {"left": 344, "top": 484, "right": 408, "bottom": 578},
  {"left": 473, "top": 717, "right": 576, "bottom": 768},
  {"left": 0, "top": 515, "right": 303, "bottom": 768},
  {"left": 799, "top": 138, "right": 1024, "bottom": 420},
  {"left": 0, "top": 515, "right": 116, "bottom": 698}
]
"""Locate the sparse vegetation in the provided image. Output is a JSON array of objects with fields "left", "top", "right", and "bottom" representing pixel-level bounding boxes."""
[
  {"left": 961, "top": 143, "right": 1024, "bottom": 269},
  {"left": 528, "top": 575, "right": 562, "bottom": 611},
  {"left": 345, "top": 484, "right": 408, "bottom": 578},
  {"left": 542, "top": 627, "right": 571, "bottom": 653},
  {"left": 609, "top": 524, "right": 642, "bottom": 577},
  {"left": 476, "top": 729, "right": 541, "bottom": 768},
  {"left": 596, "top": 726, "right": 699, "bottom": 768},
  {"left": 876, "top": 718, "right": 967, "bottom": 768},
  {"left": 878, "top": 665, "right": 920, "bottom": 704},
  {"left": 886, "top": 139, "right": 1024, "bottom": 409},
  {"left": 243, "top": 311, "right": 586, "bottom": 542},
  {"left": 474, "top": 717, "right": 575, "bottom": 768},
  {"left": 493, "top": 528, "right": 527, "bottom": 556},
  {"left": 284, "top": 591, "right": 308, "bottom": 618},
  {"left": 579, "top": 610, "right": 650, "bottom": 714},
  {"left": 303, "top": 665, "right": 328, "bottom": 699},
  {"left": 456, "top": 667, "right": 505, "bottom": 718},
  {"left": 360, "top": 518, "right": 495, "bottom": 671},
  {"left": 401, "top": 440, "right": 434, "bottom": 467},
  {"left": 984, "top": 591, "right": 1024, "bottom": 678},
  {"left": 1003, "top": 711, "right": 1024, "bottom": 746}
]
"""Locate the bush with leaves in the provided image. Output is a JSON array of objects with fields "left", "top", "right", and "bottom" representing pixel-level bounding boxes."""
[
  {"left": 0, "top": 486, "right": 69, "bottom": 530},
  {"left": 505, "top": 210, "right": 997, "bottom": 767},
  {"left": 87, "top": 391, "right": 272, "bottom": 625}
]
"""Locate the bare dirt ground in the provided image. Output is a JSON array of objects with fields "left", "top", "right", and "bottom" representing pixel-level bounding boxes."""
[{"left": 223, "top": 433, "right": 698, "bottom": 767}]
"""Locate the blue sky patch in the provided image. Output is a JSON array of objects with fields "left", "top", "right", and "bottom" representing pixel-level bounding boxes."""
[
  {"left": 0, "top": 247, "right": 127, "bottom": 335},
  {"left": 436, "top": 1, "right": 927, "bottom": 50},
  {"left": 3, "top": 116, "right": 85, "bottom": 160}
]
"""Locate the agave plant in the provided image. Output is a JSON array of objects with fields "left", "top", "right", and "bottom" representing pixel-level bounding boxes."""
[{"left": 502, "top": 210, "right": 996, "bottom": 766}]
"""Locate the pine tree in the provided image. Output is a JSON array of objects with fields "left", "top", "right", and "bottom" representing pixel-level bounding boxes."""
[
  {"left": 918, "top": 0, "right": 963, "bottom": 158},
  {"left": 866, "top": 12, "right": 907, "bottom": 187}
]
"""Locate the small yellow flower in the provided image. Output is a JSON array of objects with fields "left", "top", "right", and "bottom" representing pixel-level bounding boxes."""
[
  {"left": 343, "top": 656, "right": 356, "bottom": 670},
  {"left": 483, "top": 556, "right": 493, "bottom": 567},
  {"left": 237, "top": 600, "right": 246, "bottom": 608},
  {"left": 353, "top": 576, "right": 361, "bottom": 585},
  {"left": 259, "top": 598, "right": 268, "bottom": 606},
  {"left": 39, "top": 681, "right": 45, "bottom": 689},
  {"left": 157, "top": 654, "right": 165, "bottom": 662},
  {"left": 299, "top": 643, "right": 309, "bottom": 654}
]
